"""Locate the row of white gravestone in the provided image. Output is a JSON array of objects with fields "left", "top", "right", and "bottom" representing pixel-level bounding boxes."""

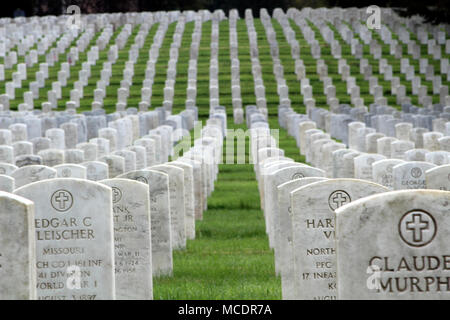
[
  {"left": 259, "top": 160, "right": 450, "bottom": 300},
  {"left": 247, "top": 106, "right": 312, "bottom": 261},
  {"left": 138, "top": 20, "right": 170, "bottom": 113},
  {"left": 161, "top": 17, "right": 186, "bottom": 112},
  {"left": 0, "top": 10, "right": 214, "bottom": 67},
  {"left": 94, "top": 13, "right": 186, "bottom": 113},
  {"left": 245, "top": 11, "right": 268, "bottom": 114},
  {"left": 3, "top": 7, "right": 446, "bottom": 117},
  {"left": 279, "top": 8, "right": 450, "bottom": 110},
  {"left": 278, "top": 98, "right": 450, "bottom": 160},
  {"left": 0, "top": 110, "right": 224, "bottom": 299},
  {"left": 0, "top": 10, "right": 444, "bottom": 77},
  {"left": 261, "top": 10, "right": 319, "bottom": 115},
  {"left": 244, "top": 103, "right": 450, "bottom": 300},
  {"left": 185, "top": 17, "right": 202, "bottom": 111},
  {"left": 11, "top": 11, "right": 223, "bottom": 115},
  {"left": 284, "top": 178, "right": 450, "bottom": 300},
  {"left": 0, "top": 105, "right": 217, "bottom": 221},
  {"left": 279, "top": 108, "right": 448, "bottom": 167},
  {"left": 0, "top": 13, "right": 189, "bottom": 113},
  {"left": 0, "top": 12, "right": 156, "bottom": 64},
  {"left": 209, "top": 20, "right": 220, "bottom": 111},
  {"left": 296, "top": 117, "right": 450, "bottom": 191},
  {"left": 260, "top": 11, "right": 296, "bottom": 114},
  {"left": 0, "top": 103, "right": 199, "bottom": 166},
  {"left": 0, "top": 23, "right": 223, "bottom": 297},
  {"left": 269, "top": 11, "right": 356, "bottom": 113},
  {"left": 0, "top": 133, "right": 166, "bottom": 187},
  {"left": 229, "top": 9, "right": 244, "bottom": 123},
  {"left": 248, "top": 108, "right": 328, "bottom": 299},
  {"left": 245, "top": 107, "right": 347, "bottom": 299},
  {"left": 3, "top": 25, "right": 99, "bottom": 107},
  {"left": 295, "top": 7, "right": 449, "bottom": 60},
  {"left": 247, "top": 108, "right": 450, "bottom": 300},
  {"left": 59, "top": 24, "right": 136, "bottom": 112}
]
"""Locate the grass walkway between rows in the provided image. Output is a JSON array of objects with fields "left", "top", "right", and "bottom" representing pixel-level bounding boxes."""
[{"left": 153, "top": 121, "right": 281, "bottom": 300}]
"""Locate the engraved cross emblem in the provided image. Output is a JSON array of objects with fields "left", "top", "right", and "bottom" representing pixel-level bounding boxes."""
[
  {"left": 332, "top": 192, "right": 349, "bottom": 208},
  {"left": 406, "top": 213, "right": 429, "bottom": 243},
  {"left": 55, "top": 191, "right": 70, "bottom": 210},
  {"left": 399, "top": 210, "right": 437, "bottom": 247},
  {"left": 328, "top": 190, "right": 351, "bottom": 210},
  {"left": 51, "top": 189, "right": 73, "bottom": 212}
]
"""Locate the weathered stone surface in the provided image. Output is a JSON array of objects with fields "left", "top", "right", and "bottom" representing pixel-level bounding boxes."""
[
  {"left": 149, "top": 164, "right": 186, "bottom": 250},
  {"left": 291, "top": 179, "right": 388, "bottom": 300},
  {"left": 0, "top": 192, "right": 36, "bottom": 299},
  {"left": 177, "top": 158, "right": 203, "bottom": 221},
  {"left": 264, "top": 164, "right": 325, "bottom": 274},
  {"left": 354, "top": 154, "right": 386, "bottom": 181},
  {"left": 15, "top": 178, "right": 115, "bottom": 300},
  {"left": 393, "top": 161, "right": 436, "bottom": 190},
  {"left": 0, "top": 174, "right": 14, "bottom": 192},
  {"left": 118, "top": 169, "right": 173, "bottom": 277},
  {"left": 38, "top": 149, "right": 64, "bottom": 167},
  {"left": 0, "top": 163, "right": 18, "bottom": 175},
  {"left": 277, "top": 177, "right": 328, "bottom": 300},
  {"left": 11, "top": 165, "right": 57, "bottom": 188},
  {"left": 336, "top": 190, "right": 450, "bottom": 299},
  {"left": 82, "top": 161, "right": 109, "bottom": 181},
  {"left": 98, "top": 155, "right": 125, "bottom": 178},
  {"left": 100, "top": 179, "right": 153, "bottom": 300},
  {"left": 55, "top": 164, "right": 87, "bottom": 179},
  {"left": 260, "top": 161, "right": 304, "bottom": 217},
  {"left": 372, "top": 159, "right": 405, "bottom": 190},
  {"left": 170, "top": 161, "right": 195, "bottom": 240},
  {"left": 426, "top": 165, "right": 450, "bottom": 190},
  {"left": 15, "top": 155, "right": 43, "bottom": 167}
]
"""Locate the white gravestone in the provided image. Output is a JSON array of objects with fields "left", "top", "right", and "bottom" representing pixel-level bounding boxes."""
[
  {"left": 265, "top": 165, "right": 326, "bottom": 274},
  {"left": 170, "top": 161, "right": 195, "bottom": 240},
  {"left": 82, "top": 161, "right": 109, "bottom": 181},
  {"left": 15, "top": 179, "right": 115, "bottom": 300},
  {"left": 150, "top": 165, "right": 186, "bottom": 250},
  {"left": 336, "top": 190, "right": 450, "bottom": 299},
  {"left": 0, "top": 192, "right": 36, "bottom": 299},
  {"left": 118, "top": 170, "right": 173, "bottom": 277},
  {"left": 372, "top": 159, "right": 405, "bottom": 190},
  {"left": 354, "top": 154, "right": 387, "bottom": 181},
  {"left": 55, "top": 164, "right": 87, "bottom": 179},
  {"left": 277, "top": 177, "right": 328, "bottom": 300},
  {"left": 12, "top": 165, "right": 57, "bottom": 189},
  {"left": 393, "top": 161, "right": 437, "bottom": 190},
  {"left": 425, "top": 165, "right": 450, "bottom": 190},
  {"left": 100, "top": 179, "right": 153, "bottom": 300},
  {"left": 291, "top": 179, "right": 388, "bottom": 300}
]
